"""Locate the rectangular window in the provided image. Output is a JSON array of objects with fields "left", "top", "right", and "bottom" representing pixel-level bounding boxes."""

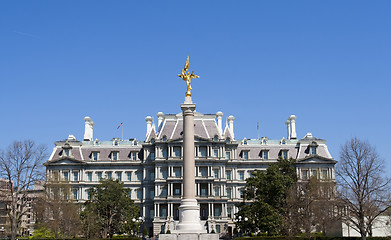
[
  {"left": 92, "top": 152, "right": 99, "bottom": 161},
  {"left": 107, "top": 172, "right": 112, "bottom": 179},
  {"left": 132, "top": 152, "right": 138, "bottom": 160},
  {"left": 214, "top": 169, "right": 219, "bottom": 178},
  {"left": 214, "top": 187, "right": 220, "bottom": 197},
  {"left": 214, "top": 205, "right": 222, "bottom": 217},
  {"left": 240, "top": 189, "right": 244, "bottom": 198},
  {"left": 137, "top": 189, "right": 142, "bottom": 200},
  {"left": 149, "top": 188, "right": 155, "bottom": 199},
  {"left": 243, "top": 151, "right": 249, "bottom": 160},
  {"left": 199, "top": 146, "right": 207, "bottom": 157},
  {"left": 173, "top": 146, "right": 181, "bottom": 157},
  {"left": 117, "top": 172, "right": 122, "bottom": 181},
  {"left": 311, "top": 147, "right": 317, "bottom": 155},
  {"left": 226, "top": 151, "right": 231, "bottom": 160},
  {"left": 63, "top": 172, "right": 69, "bottom": 181},
  {"left": 263, "top": 151, "right": 268, "bottom": 160},
  {"left": 87, "top": 172, "right": 92, "bottom": 182},
  {"left": 282, "top": 150, "right": 288, "bottom": 159},
  {"left": 161, "top": 186, "right": 167, "bottom": 197},
  {"left": 239, "top": 171, "right": 244, "bottom": 180},
  {"left": 311, "top": 170, "right": 318, "bottom": 178},
  {"left": 137, "top": 172, "right": 142, "bottom": 181},
  {"left": 150, "top": 151, "right": 155, "bottom": 160},
  {"left": 302, "top": 170, "right": 309, "bottom": 180},
  {"left": 73, "top": 188, "right": 78, "bottom": 200},
  {"left": 200, "top": 167, "right": 208, "bottom": 177},
  {"left": 64, "top": 149, "right": 70, "bottom": 157},
  {"left": 161, "top": 169, "right": 168, "bottom": 179},
  {"left": 111, "top": 152, "right": 118, "bottom": 161},
  {"left": 227, "top": 188, "right": 231, "bottom": 199},
  {"left": 173, "top": 183, "right": 181, "bottom": 196},
  {"left": 226, "top": 170, "right": 231, "bottom": 180},
  {"left": 321, "top": 169, "right": 328, "bottom": 180},
  {"left": 216, "top": 225, "right": 221, "bottom": 233},
  {"left": 162, "top": 148, "right": 168, "bottom": 158},
  {"left": 149, "top": 171, "right": 155, "bottom": 180},
  {"left": 87, "top": 190, "right": 91, "bottom": 200},
  {"left": 73, "top": 172, "right": 78, "bottom": 181},
  {"left": 227, "top": 207, "right": 232, "bottom": 218},
  {"left": 213, "top": 149, "right": 218, "bottom": 158},
  {"left": 174, "top": 167, "right": 181, "bottom": 177}
]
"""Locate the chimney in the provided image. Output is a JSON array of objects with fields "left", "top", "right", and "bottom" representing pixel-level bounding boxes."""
[
  {"left": 83, "top": 117, "right": 95, "bottom": 141},
  {"left": 227, "top": 115, "right": 235, "bottom": 139},
  {"left": 145, "top": 116, "right": 153, "bottom": 137},
  {"left": 216, "top": 111, "right": 223, "bottom": 136},
  {"left": 289, "top": 115, "right": 297, "bottom": 139},
  {"left": 285, "top": 120, "right": 291, "bottom": 140},
  {"left": 157, "top": 112, "right": 164, "bottom": 130}
]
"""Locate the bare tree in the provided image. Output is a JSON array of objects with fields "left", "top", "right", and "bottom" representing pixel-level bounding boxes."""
[
  {"left": 0, "top": 140, "right": 46, "bottom": 240},
  {"left": 337, "top": 137, "right": 391, "bottom": 240}
]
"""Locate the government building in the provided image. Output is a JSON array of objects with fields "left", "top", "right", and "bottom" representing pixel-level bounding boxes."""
[{"left": 44, "top": 110, "right": 336, "bottom": 237}]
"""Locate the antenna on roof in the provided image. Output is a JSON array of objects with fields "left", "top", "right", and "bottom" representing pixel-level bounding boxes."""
[{"left": 257, "top": 122, "right": 260, "bottom": 139}]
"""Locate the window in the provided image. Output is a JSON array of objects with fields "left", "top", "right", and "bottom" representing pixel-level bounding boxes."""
[
  {"left": 73, "top": 172, "right": 78, "bottom": 181},
  {"left": 87, "top": 172, "right": 92, "bottom": 182},
  {"left": 162, "top": 136, "right": 167, "bottom": 142},
  {"left": 240, "top": 189, "right": 244, "bottom": 198},
  {"left": 200, "top": 167, "right": 208, "bottom": 177},
  {"left": 87, "top": 189, "right": 91, "bottom": 200},
  {"left": 321, "top": 169, "right": 328, "bottom": 180},
  {"left": 133, "top": 140, "right": 137, "bottom": 146},
  {"left": 131, "top": 152, "right": 138, "bottom": 160},
  {"left": 114, "top": 140, "right": 119, "bottom": 146},
  {"left": 239, "top": 171, "right": 244, "bottom": 180},
  {"left": 149, "top": 188, "right": 155, "bottom": 199},
  {"left": 213, "top": 135, "right": 218, "bottom": 141},
  {"left": 227, "top": 207, "right": 232, "bottom": 218},
  {"left": 161, "top": 169, "right": 168, "bottom": 179},
  {"left": 149, "top": 151, "right": 155, "bottom": 160},
  {"left": 199, "top": 146, "right": 207, "bottom": 157},
  {"left": 226, "top": 170, "right": 231, "bottom": 180},
  {"left": 214, "top": 204, "right": 222, "bottom": 217},
  {"left": 243, "top": 140, "right": 247, "bottom": 145},
  {"left": 173, "top": 183, "right": 181, "bottom": 196},
  {"left": 262, "top": 150, "right": 268, "bottom": 160},
  {"left": 302, "top": 170, "right": 309, "bottom": 180},
  {"left": 127, "top": 172, "right": 132, "bottom": 181},
  {"left": 311, "top": 170, "right": 318, "bottom": 178},
  {"left": 73, "top": 188, "right": 78, "bottom": 200},
  {"left": 173, "top": 146, "right": 181, "bottom": 157},
  {"left": 162, "top": 148, "right": 168, "bottom": 158},
  {"left": 281, "top": 139, "right": 286, "bottom": 144},
  {"left": 160, "top": 186, "right": 167, "bottom": 197},
  {"left": 92, "top": 152, "right": 99, "bottom": 161},
  {"left": 216, "top": 225, "right": 221, "bottom": 233},
  {"left": 226, "top": 151, "right": 231, "bottom": 160},
  {"left": 64, "top": 149, "right": 70, "bottom": 157},
  {"left": 106, "top": 172, "right": 112, "bottom": 179},
  {"left": 227, "top": 188, "right": 232, "bottom": 199},
  {"left": 117, "top": 172, "right": 122, "bottom": 181},
  {"left": 149, "top": 171, "right": 155, "bottom": 180},
  {"left": 282, "top": 150, "right": 288, "bottom": 159},
  {"left": 94, "top": 140, "right": 100, "bottom": 146},
  {"left": 160, "top": 205, "right": 168, "bottom": 218},
  {"left": 311, "top": 146, "right": 317, "bottom": 155},
  {"left": 214, "top": 187, "right": 220, "bottom": 197},
  {"left": 214, "top": 169, "right": 219, "bottom": 178},
  {"left": 63, "top": 172, "right": 69, "bottom": 181},
  {"left": 213, "top": 149, "right": 218, "bottom": 158},
  {"left": 243, "top": 151, "right": 249, "bottom": 160},
  {"left": 136, "top": 172, "right": 142, "bottom": 181},
  {"left": 174, "top": 167, "right": 181, "bottom": 177},
  {"left": 200, "top": 184, "right": 208, "bottom": 196},
  {"left": 111, "top": 152, "right": 118, "bottom": 161}
]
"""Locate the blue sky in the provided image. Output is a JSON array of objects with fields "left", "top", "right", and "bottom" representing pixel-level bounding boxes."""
[{"left": 1, "top": 1, "right": 390, "bottom": 173}]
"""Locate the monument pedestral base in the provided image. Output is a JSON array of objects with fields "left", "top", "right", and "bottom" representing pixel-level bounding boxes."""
[
  {"left": 173, "top": 199, "right": 206, "bottom": 233},
  {"left": 159, "top": 233, "right": 219, "bottom": 240}
]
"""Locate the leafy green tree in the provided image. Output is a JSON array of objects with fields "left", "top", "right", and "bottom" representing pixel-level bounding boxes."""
[
  {"left": 81, "top": 178, "right": 140, "bottom": 238},
  {"left": 236, "top": 157, "right": 296, "bottom": 235},
  {"left": 30, "top": 226, "right": 56, "bottom": 239}
]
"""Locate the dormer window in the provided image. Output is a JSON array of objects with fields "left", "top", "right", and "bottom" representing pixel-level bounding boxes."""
[
  {"left": 111, "top": 151, "right": 119, "bottom": 161},
  {"left": 62, "top": 143, "right": 72, "bottom": 157},
  {"left": 309, "top": 141, "right": 318, "bottom": 155},
  {"left": 133, "top": 140, "right": 137, "bottom": 146},
  {"left": 226, "top": 138, "right": 230, "bottom": 144},
  {"left": 243, "top": 139, "right": 248, "bottom": 145},
  {"left": 281, "top": 139, "right": 286, "bottom": 145},
  {"left": 151, "top": 139, "right": 155, "bottom": 144},
  {"left": 94, "top": 140, "right": 100, "bottom": 146},
  {"left": 114, "top": 140, "right": 119, "bottom": 146},
  {"left": 243, "top": 151, "right": 249, "bottom": 160},
  {"left": 64, "top": 149, "right": 70, "bottom": 157},
  {"left": 213, "top": 135, "right": 219, "bottom": 141},
  {"left": 261, "top": 150, "right": 269, "bottom": 160},
  {"left": 262, "top": 138, "right": 268, "bottom": 145},
  {"left": 162, "top": 136, "right": 167, "bottom": 142},
  {"left": 279, "top": 150, "right": 288, "bottom": 159},
  {"left": 91, "top": 152, "right": 99, "bottom": 161}
]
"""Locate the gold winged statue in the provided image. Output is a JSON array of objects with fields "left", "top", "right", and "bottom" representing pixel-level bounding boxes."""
[{"left": 178, "top": 56, "right": 199, "bottom": 97}]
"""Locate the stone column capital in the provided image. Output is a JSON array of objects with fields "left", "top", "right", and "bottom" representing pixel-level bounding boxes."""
[{"left": 180, "top": 104, "right": 196, "bottom": 114}]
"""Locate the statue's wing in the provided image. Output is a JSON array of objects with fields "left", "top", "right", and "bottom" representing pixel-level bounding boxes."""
[
  {"left": 184, "top": 56, "right": 189, "bottom": 71},
  {"left": 190, "top": 72, "right": 199, "bottom": 78}
]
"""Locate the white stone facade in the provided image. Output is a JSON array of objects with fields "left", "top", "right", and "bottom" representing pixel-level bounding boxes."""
[{"left": 44, "top": 111, "right": 336, "bottom": 238}]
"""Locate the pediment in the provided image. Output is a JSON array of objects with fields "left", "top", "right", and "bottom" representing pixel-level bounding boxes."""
[
  {"left": 45, "top": 157, "right": 86, "bottom": 166},
  {"left": 296, "top": 155, "right": 337, "bottom": 164}
]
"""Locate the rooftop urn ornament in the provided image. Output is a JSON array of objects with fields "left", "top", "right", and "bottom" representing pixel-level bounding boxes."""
[{"left": 178, "top": 56, "right": 199, "bottom": 97}]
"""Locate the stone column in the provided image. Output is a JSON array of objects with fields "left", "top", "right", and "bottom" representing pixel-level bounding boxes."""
[{"left": 174, "top": 96, "right": 206, "bottom": 233}]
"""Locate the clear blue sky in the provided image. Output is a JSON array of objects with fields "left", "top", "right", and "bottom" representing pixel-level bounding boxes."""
[{"left": 1, "top": 1, "right": 390, "bottom": 172}]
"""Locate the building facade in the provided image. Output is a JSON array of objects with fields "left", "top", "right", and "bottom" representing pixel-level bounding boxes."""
[{"left": 44, "top": 111, "right": 336, "bottom": 237}]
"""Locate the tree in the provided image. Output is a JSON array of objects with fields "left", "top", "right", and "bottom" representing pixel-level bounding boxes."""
[
  {"left": 236, "top": 157, "right": 296, "bottom": 235},
  {"left": 0, "top": 140, "right": 46, "bottom": 240},
  {"left": 34, "top": 177, "right": 82, "bottom": 239},
  {"left": 337, "top": 137, "right": 391, "bottom": 240},
  {"left": 81, "top": 178, "right": 140, "bottom": 238}
]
